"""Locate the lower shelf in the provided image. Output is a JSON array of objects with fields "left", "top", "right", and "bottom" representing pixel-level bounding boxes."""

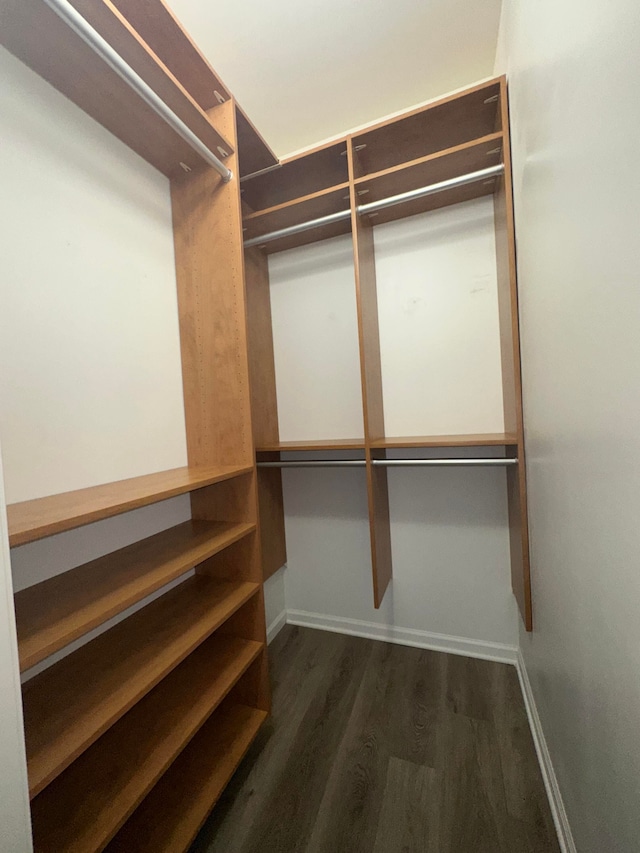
[
  {"left": 105, "top": 702, "right": 268, "bottom": 853},
  {"left": 30, "top": 635, "right": 263, "bottom": 853}
]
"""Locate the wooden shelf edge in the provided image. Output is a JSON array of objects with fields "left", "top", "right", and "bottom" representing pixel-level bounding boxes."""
[
  {"left": 370, "top": 433, "right": 519, "bottom": 448},
  {"left": 353, "top": 131, "right": 504, "bottom": 186},
  {"left": 244, "top": 182, "right": 351, "bottom": 222},
  {"left": 30, "top": 636, "right": 263, "bottom": 853},
  {"left": 8, "top": 463, "right": 254, "bottom": 547},
  {"left": 257, "top": 438, "right": 365, "bottom": 452},
  {"left": 16, "top": 519, "right": 256, "bottom": 671},
  {"left": 23, "top": 576, "right": 260, "bottom": 798},
  {"left": 105, "top": 702, "right": 268, "bottom": 853}
]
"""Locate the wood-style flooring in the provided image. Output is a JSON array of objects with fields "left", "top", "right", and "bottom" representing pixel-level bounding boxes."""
[{"left": 191, "top": 626, "right": 560, "bottom": 853}]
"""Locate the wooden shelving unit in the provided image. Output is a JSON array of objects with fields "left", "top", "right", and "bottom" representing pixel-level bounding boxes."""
[
  {"left": 15, "top": 519, "right": 256, "bottom": 671},
  {"left": 104, "top": 701, "right": 268, "bottom": 853},
  {"left": 23, "top": 575, "right": 259, "bottom": 797},
  {"left": 243, "top": 76, "right": 533, "bottom": 630},
  {"left": 30, "top": 634, "right": 262, "bottom": 853},
  {"left": 2, "top": 1, "right": 272, "bottom": 848}
]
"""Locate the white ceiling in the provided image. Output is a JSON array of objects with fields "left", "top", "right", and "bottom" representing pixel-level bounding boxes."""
[{"left": 169, "top": 0, "right": 502, "bottom": 157}]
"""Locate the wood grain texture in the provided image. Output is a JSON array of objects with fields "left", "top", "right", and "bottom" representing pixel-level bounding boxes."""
[
  {"left": 372, "top": 433, "right": 518, "bottom": 449},
  {"left": 354, "top": 133, "right": 503, "bottom": 201},
  {"left": 350, "top": 79, "right": 502, "bottom": 178},
  {"left": 22, "top": 576, "right": 259, "bottom": 797},
  {"left": 15, "top": 519, "right": 256, "bottom": 671},
  {"left": 257, "top": 439, "right": 366, "bottom": 452},
  {"left": 241, "top": 140, "right": 349, "bottom": 212},
  {"left": 243, "top": 185, "right": 350, "bottom": 241},
  {"left": 349, "top": 144, "right": 392, "bottom": 608},
  {"left": 493, "top": 78, "right": 532, "bottom": 631},
  {"left": 243, "top": 246, "right": 285, "bottom": 581},
  {"left": 192, "top": 626, "right": 561, "bottom": 853},
  {"left": 0, "top": 0, "right": 232, "bottom": 178},
  {"left": 7, "top": 464, "right": 251, "bottom": 547},
  {"left": 30, "top": 636, "right": 262, "bottom": 853},
  {"left": 172, "top": 99, "right": 254, "bottom": 469},
  {"left": 106, "top": 702, "right": 267, "bottom": 853},
  {"left": 108, "top": 0, "right": 277, "bottom": 176}
]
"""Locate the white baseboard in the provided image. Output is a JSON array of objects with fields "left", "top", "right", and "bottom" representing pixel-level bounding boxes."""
[
  {"left": 266, "top": 609, "right": 287, "bottom": 645},
  {"left": 286, "top": 609, "right": 518, "bottom": 664},
  {"left": 516, "top": 651, "right": 577, "bottom": 853}
]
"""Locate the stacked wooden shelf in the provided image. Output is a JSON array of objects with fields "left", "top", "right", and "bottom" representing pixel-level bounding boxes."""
[
  {"left": 2, "top": 0, "right": 273, "bottom": 849},
  {"left": 243, "top": 77, "right": 532, "bottom": 628}
]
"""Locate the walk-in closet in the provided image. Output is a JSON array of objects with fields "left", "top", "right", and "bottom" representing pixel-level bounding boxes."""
[{"left": 2, "top": 0, "right": 635, "bottom": 852}]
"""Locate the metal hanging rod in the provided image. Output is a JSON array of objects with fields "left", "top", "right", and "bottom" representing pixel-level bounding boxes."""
[
  {"left": 256, "top": 457, "right": 517, "bottom": 469},
  {"left": 257, "top": 460, "right": 366, "bottom": 468},
  {"left": 243, "top": 164, "right": 504, "bottom": 248},
  {"left": 43, "top": 0, "right": 233, "bottom": 183},
  {"left": 372, "top": 458, "right": 518, "bottom": 467}
]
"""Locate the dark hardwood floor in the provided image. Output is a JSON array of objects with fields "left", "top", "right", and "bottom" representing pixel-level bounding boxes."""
[{"left": 191, "top": 626, "right": 560, "bottom": 853}]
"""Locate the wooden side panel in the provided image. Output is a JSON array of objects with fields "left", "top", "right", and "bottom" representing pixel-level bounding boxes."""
[
  {"left": 244, "top": 247, "right": 287, "bottom": 580},
  {"left": 171, "top": 101, "right": 252, "bottom": 469},
  {"left": 494, "top": 78, "right": 532, "bottom": 631},
  {"left": 350, "top": 142, "right": 392, "bottom": 607},
  {"left": 171, "top": 99, "right": 271, "bottom": 708}
]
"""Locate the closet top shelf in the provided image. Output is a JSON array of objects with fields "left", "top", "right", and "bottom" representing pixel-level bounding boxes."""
[
  {"left": 371, "top": 434, "right": 519, "bottom": 449},
  {"left": 241, "top": 78, "right": 504, "bottom": 226},
  {"left": 108, "top": 0, "right": 277, "bottom": 177},
  {"left": 257, "top": 439, "right": 365, "bottom": 452},
  {"left": 7, "top": 464, "right": 253, "bottom": 548},
  {"left": 0, "top": 0, "right": 275, "bottom": 179}
]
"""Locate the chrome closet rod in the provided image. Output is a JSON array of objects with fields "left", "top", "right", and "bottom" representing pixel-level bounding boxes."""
[
  {"left": 43, "top": 0, "right": 233, "bottom": 183},
  {"left": 256, "top": 458, "right": 518, "bottom": 468},
  {"left": 372, "top": 458, "right": 518, "bottom": 467},
  {"left": 243, "top": 164, "right": 504, "bottom": 248}
]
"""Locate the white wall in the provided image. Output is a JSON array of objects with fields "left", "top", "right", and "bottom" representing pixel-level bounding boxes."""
[
  {"left": 496, "top": 1, "right": 640, "bottom": 850},
  {"left": 269, "top": 201, "right": 517, "bottom": 653},
  {"left": 0, "top": 46, "right": 187, "bottom": 504}
]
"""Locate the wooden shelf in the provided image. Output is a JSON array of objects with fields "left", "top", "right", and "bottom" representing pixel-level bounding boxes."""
[
  {"left": 371, "top": 433, "right": 519, "bottom": 449},
  {"left": 243, "top": 184, "right": 350, "bottom": 243},
  {"left": 31, "top": 635, "right": 262, "bottom": 853},
  {"left": 7, "top": 464, "right": 253, "bottom": 547},
  {"left": 257, "top": 438, "right": 365, "bottom": 452},
  {"left": 108, "top": 0, "right": 277, "bottom": 177},
  {"left": 105, "top": 702, "right": 267, "bottom": 853},
  {"left": 0, "top": 0, "right": 234, "bottom": 179},
  {"left": 22, "top": 575, "right": 259, "bottom": 798},
  {"left": 260, "top": 216, "right": 352, "bottom": 255},
  {"left": 354, "top": 133, "right": 503, "bottom": 203},
  {"left": 15, "top": 519, "right": 256, "bottom": 671},
  {"left": 351, "top": 79, "right": 502, "bottom": 178},
  {"left": 241, "top": 139, "right": 349, "bottom": 212}
]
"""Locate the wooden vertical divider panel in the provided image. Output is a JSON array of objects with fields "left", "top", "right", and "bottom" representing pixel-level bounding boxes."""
[
  {"left": 348, "top": 139, "right": 393, "bottom": 608},
  {"left": 244, "top": 246, "right": 287, "bottom": 580},
  {"left": 171, "top": 96, "right": 271, "bottom": 713},
  {"left": 493, "top": 77, "right": 532, "bottom": 631}
]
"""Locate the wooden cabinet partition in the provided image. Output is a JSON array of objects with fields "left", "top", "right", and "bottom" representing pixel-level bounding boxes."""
[
  {"left": 245, "top": 76, "right": 533, "bottom": 631},
  {"left": 1, "top": 1, "right": 276, "bottom": 850}
]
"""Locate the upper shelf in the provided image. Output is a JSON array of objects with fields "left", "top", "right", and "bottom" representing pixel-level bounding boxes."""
[
  {"left": 109, "top": 0, "right": 278, "bottom": 177},
  {"left": 7, "top": 464, "right": 253, "bottom": 547},
  {"left": 0, "top": 0, "right": 234, "bottom": 179},
  {"left": 371, "top": 433, "right": 519, "bottom": 449},
  {"left": 350, "top": 80, "right": 502, "bottom": 178},
  {"left": 257, "top": 439, "right": 366, "bottom": 452},
  {"left": 241, "top": 140, "right": 349, "bottom": 213}
]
